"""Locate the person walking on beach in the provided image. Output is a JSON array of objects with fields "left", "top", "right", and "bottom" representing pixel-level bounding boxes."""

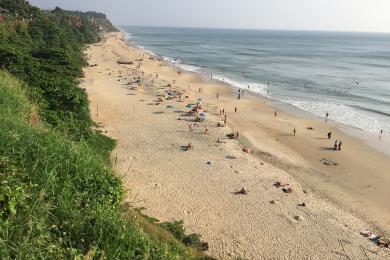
[
  {"left": 217, "top": 93, "right": 219, "bottom": 100},
  {"left": 224, "top": 114, "right": 227, "bottom": 125},
  {"left": 293, "top": 128, "right": 296, "bottom": 136},
  {"left": 235, "top": 107, "right": 237, "bottom": 113},
  {"left": 274, "top": 111, "right": 277, "bottom": 117},
  {"left": 379, "top": 129, "right": 383, "bottom": 140},
  {"left": 222, "top": 109, "right": 225, "bottom": 115},
  {"left": 325, "top": 112, "right": 329, "bottom": 123},
  {"left": 219, "top": 110, "right": 222, "bottom": 116},
  {"left": 338, "top": 141, "right": 342, "bottom": 150},
  {"left": 334, "top": 140, "right": 338, "bottom": 150},
  {"left": 327, "top": 132, "right": 332, "bottom": 139}
]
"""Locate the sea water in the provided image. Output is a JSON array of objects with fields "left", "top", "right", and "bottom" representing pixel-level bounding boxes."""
[{"left": 122, "top": 26, "right": 390, "bottom": 134}]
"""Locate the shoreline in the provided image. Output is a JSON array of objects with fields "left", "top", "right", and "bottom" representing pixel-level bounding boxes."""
[
  {"left": 82, "top": 32, "right": 390, "bottom": 259},
  {"left": 125, "top": 32, "right": 390, "bottom": 158}
]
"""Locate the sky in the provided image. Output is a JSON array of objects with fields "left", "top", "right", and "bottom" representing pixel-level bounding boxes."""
[{"left": 29, "top": 0, "right": 390, "bottom": 33}]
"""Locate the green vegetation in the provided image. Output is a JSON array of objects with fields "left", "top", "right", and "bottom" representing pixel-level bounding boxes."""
[{"left": 0, "top": 1, "right": 210, "bottom": 259}]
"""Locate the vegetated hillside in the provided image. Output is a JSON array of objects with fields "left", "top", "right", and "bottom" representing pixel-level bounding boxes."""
[
  {"left": 0, "top": 0, "right": 117, "bottom": 143},
  {"left": 0, "top": 1, "right": 210, "bottom": 259},
  {"left": 0, "top": 71, "right": 193, "bottom": 258}
]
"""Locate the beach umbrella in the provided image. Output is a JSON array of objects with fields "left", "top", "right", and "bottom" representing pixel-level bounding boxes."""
[{"left": 186, "top": 103, "right": 193, "bottom": 108}]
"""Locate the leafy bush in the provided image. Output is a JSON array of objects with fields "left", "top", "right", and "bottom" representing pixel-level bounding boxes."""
[{"left": 162, "top": 220, "right": 209, "bottom": 252}]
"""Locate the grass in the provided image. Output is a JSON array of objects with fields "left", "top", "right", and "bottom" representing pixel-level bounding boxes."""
[{"left": 0, "top": 71, "right": 210, "bottom": 259}]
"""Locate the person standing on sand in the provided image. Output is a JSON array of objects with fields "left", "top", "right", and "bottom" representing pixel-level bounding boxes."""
[
  {"left": 238, "top": 93, "right": 241, "bottom": 100},
  {"left": 338, "top": 141, "right": 342, "bottom": 150},
  {"left": 224, "top": 114, "right": 227, "bottom": 125},
  {"left": 217, "top": 93, "right": 219, "bottom": 100},
  {"left": 219, "top": 110, "right": 222, "bottom": 116},
  {"left": 325, "top": 112, "right": 329, "bottom": 123},
  {"left": 327, "top": 132, "right": 332, "bottom": 139},
  {"left": 293, "top": 128, "right": 296, "bottom": 136},
  {"left": 274, "top": 111, "right": 277, "bottom": 117},
  {"left": 379, "top": 129, "right": 383, "bottom": 140},
  {"left": 222, "top": 109, "right": 225, "bottom": 115},
  {"left": 334, "top": 140, "right": 338, "bottom": 150},
  {"left": 235, "top": 107, "right": 237, "bottom": 113}
]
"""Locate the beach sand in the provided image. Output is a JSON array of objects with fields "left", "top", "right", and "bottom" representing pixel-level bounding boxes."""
[{"left": 81, "top": 32, "right": 390, "bottom": 259}]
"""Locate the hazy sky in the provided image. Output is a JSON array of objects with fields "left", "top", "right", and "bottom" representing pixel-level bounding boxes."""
[{"left": 29, "top": 0, "right": 390, "bottom": 33}]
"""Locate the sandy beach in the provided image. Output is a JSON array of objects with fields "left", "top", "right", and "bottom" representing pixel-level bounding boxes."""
[{"left": 81, "top": 32, "right": 390, "bottom": 259}]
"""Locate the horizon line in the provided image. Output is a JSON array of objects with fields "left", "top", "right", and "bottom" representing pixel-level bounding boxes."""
[{"left": 117, "top": 24, "right": 390, "bottom": 35}]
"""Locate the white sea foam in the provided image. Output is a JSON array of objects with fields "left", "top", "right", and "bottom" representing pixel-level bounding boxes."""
[
  {"left": 177, "top": 63, "right": 201, "bottom": 73},
  {"left": 161, "top": 56, "right": 201, "bottom": 73},
  {"left": 212, "top": 75, "right": 269, "bottom": 96},
  {"left": 281, "top": 100, "right": 390, "bottom": 133}
]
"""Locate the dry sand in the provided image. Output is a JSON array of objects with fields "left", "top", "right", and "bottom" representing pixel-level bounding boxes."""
[{"left": 81, "top": 32, "right": 390, "bottom": 259}]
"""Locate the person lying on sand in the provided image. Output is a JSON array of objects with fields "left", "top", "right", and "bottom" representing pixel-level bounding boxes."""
[
  {"left": 242, "top": 147, "right": 252, "bottom": 154},
  {"left": 234, "top": 187, "right": 248, "bottom": 195},
  {"left": 226, "top": 133, "right": 236, "bottom": 139},
  {"left": 217, "top": 122, "right": 225, "bottom": 127},
  {"left": 282, "top": 187, "right": 293, "bottom": 193},
  {"left": 273, "top": 181, "right": 289, "bottom": 188},
  {"left": 360, "top": 230, "right": 390, "bottom": 247}
]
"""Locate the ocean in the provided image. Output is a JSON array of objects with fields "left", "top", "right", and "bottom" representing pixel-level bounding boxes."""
[{"left": 122, "top": 26, "right": 390, "bottom": 134}]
